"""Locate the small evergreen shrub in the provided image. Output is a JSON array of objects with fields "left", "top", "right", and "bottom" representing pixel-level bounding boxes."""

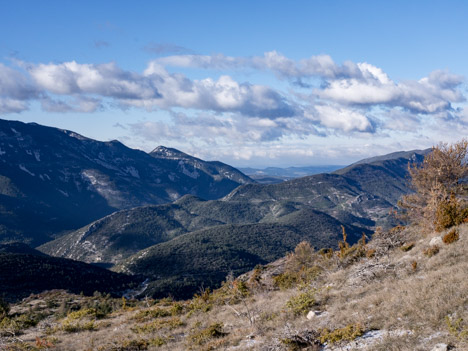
[
  {"left": 0, "top": 312, "right": 41, "bottom": 336},
  {"left": 280, "top": 330, "right": 321, "bottom": 351},
  {"left": 188, "top": 322, "right": 227, "bottom": 345},
  {"left": 60, "top": 308, "right": 98, "bottom": 333},
  {"left": 169, "top": 302, "right": 185, "bottom": 316},
  {"left": 0, "top": 298, "right": 9, "bottom": 319},
  {"left": 109, "top": 339, "right": 149, "bottom": 351},
  {"left": 446, "top": 315, "right": 468, "bottom": 340},
  {"left": 188, "top": 291, "right": 213, "bottom": 314},
  {"left": 133, "top": 307, "right": 171, "bottom": 322},
  {"left": 61, "top": 319, "right": 96, "bottom": 333},
  {"left": 320, "top": 323, "right": 364, "bottom": 344},
  {"left": 273, "top": 266, "right": 322, "bottom": 290},
  {"left": 286, "top": 290, "right": 316, "bottom": 315},
  {"left": 132, "top": 317, "right": 184, "bottom": 334}
]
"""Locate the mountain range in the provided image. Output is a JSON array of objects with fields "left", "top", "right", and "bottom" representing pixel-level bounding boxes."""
[
  {"left": 0, "top": 119, "right": 252, "bottom": 246},
  {"left": 37, "top": 142, "right": 429, "bottom": 298},
  {"left": 239, "top": 165, "right": 344, "bottom": 183},
  {"left": 0, "top": 118, "right": 431, "bottom": 299}
]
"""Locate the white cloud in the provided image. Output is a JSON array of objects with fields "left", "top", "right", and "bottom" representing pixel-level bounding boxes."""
[
  {"left": 319, "top": 78, "right": 398, "bottom": 105},
  {"left": 0, "top": 63, "right": 38, "bottom": 113},
  {"left": 40, "top": 96, "right": 102, "bottom": 113},
  {"left": 0, "top": 98, "right": 28, "bottom": 114},
  {"left": 310, "top": 104, "right": 374, "bottom": 133},
  {"left": 28, "top": 61, "right": 161, "bottom": 100},
  {"left": 0, "top": 63, "right": 38, "bottom": 99},
  {"left": 380, "top": 108, "right": 421, "bottom": 132},
  {"left": 154, "top": 53, "right": 465, "bottom": 117},
  {"left": 142, "top": 62, "right": 297, "bottom": 117},
  {"left": 129, "top": 109, "right": 322, "bottom": 149},
  {"left": 22, "top": 60, "right": 297, "bottom": 118},
  {"left": 1, "top": 53, "right": 467, "bottom": 151}
]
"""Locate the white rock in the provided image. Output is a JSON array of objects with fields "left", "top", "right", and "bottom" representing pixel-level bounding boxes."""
[
  {"left": 306, "top": 310, "right": 322, "bottom": 320},
  {"left": 431, "top": 343, "right": 448, "bottom": 351},
  {"left": 429, "top": 236, "right": 443, "bottom": 246}
]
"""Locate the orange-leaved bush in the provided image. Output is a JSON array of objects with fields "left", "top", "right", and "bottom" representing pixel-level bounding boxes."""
[{"left": 399, "top": 139, "right": 468, "bottom": 232}]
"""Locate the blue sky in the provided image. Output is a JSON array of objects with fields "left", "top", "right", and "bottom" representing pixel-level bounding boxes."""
[{"left": 1, "top": 0, "right": 468, "bottom": 167}]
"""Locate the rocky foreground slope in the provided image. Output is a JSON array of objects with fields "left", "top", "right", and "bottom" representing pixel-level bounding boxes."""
[{"left": 2, "top": 223, "right": 467, "bottom": 350}]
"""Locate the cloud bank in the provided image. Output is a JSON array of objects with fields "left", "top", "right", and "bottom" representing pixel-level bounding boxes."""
[{"left": 1, "top": 52, "right": 467, "bottom": 161}]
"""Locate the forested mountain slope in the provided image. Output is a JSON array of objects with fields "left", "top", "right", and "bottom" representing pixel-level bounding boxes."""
[{"left": 0, "top": 119, "right": 252, "bottom": 245}]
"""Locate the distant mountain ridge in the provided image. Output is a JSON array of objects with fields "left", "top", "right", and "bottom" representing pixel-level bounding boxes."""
[
  {"left": 40, "top": 147, "right": 428, "bottom": 298},
  {"left": 334, "top": 149, "right": 431, "bottom": 174},
  {"left": 115, "top": 208, "right": 369, "bottom": 299},
  {"left": 0, "top": 118, "right": 432, "bottom": 299},
  {"left": 113, "top": 149, "right": 427, "bottom": 298},
  {"left": 239, "top": 165, "right": 344, "bottom": 183},
  {"left": 38, "top": 194, "right": 367, "bottom": 268},
  {"left": 0, "top": 119, "right": 252, "bottom": 245}
]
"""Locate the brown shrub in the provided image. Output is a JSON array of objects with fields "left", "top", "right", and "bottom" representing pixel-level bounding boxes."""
[
  {"left": 442, "top": 228, "right": 460, "bottom": 244},
  {"left": 400, "top": 242, "right": 415, "bottom": 252},
  {"left": 423, "top": 245, "right": 440, "bottom": 257},
  {"left": 399, "top": 139, "right": 468, "bottom": 232},
  {"left": 435, "top": 195, "right": 468, "bottom": 231}
]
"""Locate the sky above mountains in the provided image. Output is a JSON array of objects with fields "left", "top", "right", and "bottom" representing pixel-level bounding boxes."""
[{"left": 1, "top": 0, "right": 468, "bottom": 167}]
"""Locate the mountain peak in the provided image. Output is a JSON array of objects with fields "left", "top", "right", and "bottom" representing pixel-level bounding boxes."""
[
  {"left": 150, "top": 146, "right": 191, "bottom": 159},
  {"left": 0, "top": 119, "right": 253, "bottom": 245}
]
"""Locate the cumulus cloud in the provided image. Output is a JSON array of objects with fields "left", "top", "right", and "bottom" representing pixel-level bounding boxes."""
[
  {"left": 0, "top": 63, "right": 39, "bottom": 113},
  {"left": 136, "top": 62, "right": 297, "bottom": 117},
  {"left": 319, "top": 66, "right": 464, "bottom": 115},
  {"left": 0, "top": 98, "right": 28, "bottom": 114},
  {"left": 1, "top": 53, "right": 467, "bottom": 145},
  {"left": 129, "top": 109, "right": 321, "bottom": 149},
  {"left": 40, "top": 96, "right": 102, "bottom": 113},
  {"left": 0, "top": 63, "right": 38, "bottom": 99},
  {"left": 307, "top": 104, "right": 375, "bottom": 133},
  {"left": 20, "top": 60, "right": 297, "bottom": 118},
  {"left": 155, "top": 52, "right": 465, "bottom": 118},
  {"left": 27, "top": 61, "right": 162, "bottom": 100}
]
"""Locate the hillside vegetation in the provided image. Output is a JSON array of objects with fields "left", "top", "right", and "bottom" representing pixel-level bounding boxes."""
[
  {"left": 0, "top": 244, "right": 140, "bottom": 302},
  {"left": 2, "top": 225, "right": 467, "bottom": 350},
  {"left": 0, "top": 119, "right": 252, "bottom": 246},
  {"left": 38, "top": 148, "right": 426, "bottom": 299},
  {"left": 116, "top": 209, "right": 369, "bottom": 299},
  {"left": 1, "top": 140, "right": 467, "bottom": 350}
]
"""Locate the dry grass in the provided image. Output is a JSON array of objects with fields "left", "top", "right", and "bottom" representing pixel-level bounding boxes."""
[{"left": 2, "top": 224, "right": 467, "bottom": 350}]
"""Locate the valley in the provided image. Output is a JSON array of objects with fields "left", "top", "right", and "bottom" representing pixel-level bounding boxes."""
[
  {"left": 0, "top": 119, "right": 252, "bottom": 246},
  {"left": 1, "top": 120, "right": 467, "bottom": 350},
  {"left": 0, "top": 119, "right": 431, "bottom": 300}
]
